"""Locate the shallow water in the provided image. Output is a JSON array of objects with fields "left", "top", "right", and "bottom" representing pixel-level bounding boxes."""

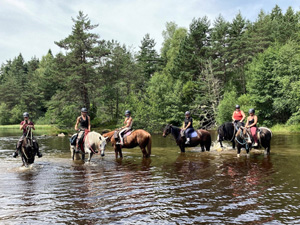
[{"left": 0, "top": 131, "right": 300, "bottom": 224}]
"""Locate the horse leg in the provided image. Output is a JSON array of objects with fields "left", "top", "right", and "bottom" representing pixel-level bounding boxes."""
[
  {"left": 232, "top": 141, "right": 235, "bottom": 149},
  {"left": 87, "top": 152, "right": 93, "bottom": 162},
  {"left": 141, "top": 147, "right": 147, "bottom": 158},
  {"left": 180, "top": 145, "right": 185, "bottom": 153},
  {"left": 205, "top": 142, "right": 210, "bottom": 151},
  {"left": 219, "top": 141, "right": 223, "bottom": 148},
  {"left": 119, "top": 148, "right": 123, "bottom": 158},
  {"left": 237, "top": 145, "right": 241, "bottom": 157},
  {"left": 200, "top": 143, "right": 205, "bottom": 152},
  {"left": 82, "top": 153, "right": 85, "bottom": 161}
]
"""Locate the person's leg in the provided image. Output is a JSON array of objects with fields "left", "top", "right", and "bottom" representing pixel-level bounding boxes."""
[
  {"left": 76, "top": 131, "right": 84, "bottom": 152},
  {"left": 251, "top": 127, "right": 258, "bottom": 145},
  {"left": 13, "top": 136, "right": 24, "bottom": 157},
  {"left": 119, "top": 128, "right": 127, "bottom": 145},
  {"left": 185, "top": 128, "right": 192, "bottom": 144}
]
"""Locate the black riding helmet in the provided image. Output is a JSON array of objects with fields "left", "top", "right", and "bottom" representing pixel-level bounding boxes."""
[
  {"left": 249, "top": 108, "right": 255, "bottom": 114},
  {"left": 81, "top": 108, "right": 88, "bottom": 113},
  {"left": 185, "top": 111, "right": 190, "bottom": 116},
  {"left": 235, "top": 105, "right": 240, "bottom": 109},
  {"left": 125, "top": 110, "right": 131, "bottom": 116},
  {"left": 23, "top": 112, "right": 29, "bottom": 118}
]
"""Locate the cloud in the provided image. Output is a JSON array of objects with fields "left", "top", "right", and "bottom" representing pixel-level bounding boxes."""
[{"left": 0, "top": 0, "right": 299, "bottom": 64}]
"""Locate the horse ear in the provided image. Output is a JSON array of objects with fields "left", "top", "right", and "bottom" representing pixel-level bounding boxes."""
[{"left": 104, "top": 137, "right": 109, "bottom": 141}]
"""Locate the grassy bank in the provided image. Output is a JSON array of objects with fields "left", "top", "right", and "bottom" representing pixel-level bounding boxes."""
[
  {"left": 270, "top": 124, "right": 300, "bottom": 133},
  {"left": 0, "top": 124, "right": 62, "bottom": 135}
]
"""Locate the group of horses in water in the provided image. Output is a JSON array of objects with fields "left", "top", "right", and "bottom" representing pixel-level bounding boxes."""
[{"left": 19, "top": 121, "right": 272, "bottom": 166}]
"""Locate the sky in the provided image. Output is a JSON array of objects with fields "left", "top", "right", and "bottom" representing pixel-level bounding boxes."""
[{"left": 0, "top": 0, "right": 299, "bottom": 64}]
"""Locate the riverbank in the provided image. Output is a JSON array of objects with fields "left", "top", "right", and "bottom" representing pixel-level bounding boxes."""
[
  {"left": 270, "top": 124, "right": 300, "bottom": 133},
  {"left": 0, "top": 125, "right": 62, "bottom": 135}
]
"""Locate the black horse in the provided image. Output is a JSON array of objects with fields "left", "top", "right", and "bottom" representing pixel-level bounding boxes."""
[
  {"left": 257, "top": 127, "right": 272, "bottom": 155},
  {"left": 217, "top": 122, "right": 238, "bottom": 149},
  {"left": 19, "top": 127, "right": 37, "bottom": 167},
  {"left": 163, "top": 124, "right": 211, "bottom": 152}
]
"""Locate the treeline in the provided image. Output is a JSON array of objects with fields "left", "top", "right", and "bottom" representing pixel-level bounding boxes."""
[{"left": 0, "top": 6, "right": 299, "bottom": 131}]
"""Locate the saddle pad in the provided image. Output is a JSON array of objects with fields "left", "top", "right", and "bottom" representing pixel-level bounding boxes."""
[
  {"left": 189, "top": 131, "right": 198, "bottom": 138},
  {"left": 124, "top": 131, "right": 132, "bottom": 138}
]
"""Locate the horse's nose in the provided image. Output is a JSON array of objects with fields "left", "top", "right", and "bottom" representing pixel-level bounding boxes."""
[
  {"left": 101, "top": 153, "right": 105, "bottom": 157},
  {"left": 162, "top": 133, "right": 166, "bottom": 137}
]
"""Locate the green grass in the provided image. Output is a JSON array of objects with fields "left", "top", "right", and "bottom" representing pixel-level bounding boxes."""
[
  {"left": 271, "top": 124, "right": 300, "bottom": 133},
  {"left": 0, "top": 124, "right": 62, "bottom": 135}
]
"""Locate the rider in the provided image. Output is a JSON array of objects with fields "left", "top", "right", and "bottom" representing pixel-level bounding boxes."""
[
  {"left": 118, "top": 110, "right": 133, "bottom": 146},
  {"left": 245, "top": 108, "right": 258, "bottom": 147},
  {"left": 232, "top": 105, "right": 246, "bottom": 129},
  {"left": 183, "top": 111, "right": 194, "bottom": 144},
  {"left": 74, "top": 108, "right": 91, "bottom": 153},
  {"left": 13, "top": 112, "right": 42, "bottom": 158}
]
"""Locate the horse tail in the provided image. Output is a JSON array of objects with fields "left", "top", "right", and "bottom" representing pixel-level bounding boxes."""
[{"left": 147, "top": 134, "right": 152, "bottom": 157}]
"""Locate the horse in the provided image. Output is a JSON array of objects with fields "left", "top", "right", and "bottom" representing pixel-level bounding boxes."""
[
  {"left": 70, "top": 131, "right": 107, "bottom": 162},
  {"left": 257, "top": 127, "right": 272, "bottom": 155},
  {"left": 19, "top": 127, "right": 37, "bottom": 167},
  {"left": 235, "top": 126, "right": 253, "bottom": 157},
  {"left": 102, "top": 129, "right": 152, "bottom": 158},
  {"left": 162, "top": 124, "right": 211, "bottom": 152},
  {"left": 217, "top": 122, "right": 245, "bottom": 149}
]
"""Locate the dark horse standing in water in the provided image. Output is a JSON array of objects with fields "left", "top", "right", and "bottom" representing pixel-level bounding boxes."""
[
  {"left": 163, "top": 124, "right": 211, "bottom": 152},
  {"left": 19, "top": 127, "right": 37, "bottom": 167},
  {"left": 103, "top": 129, "right": 152, "bottom": 158},
  {"left": 217, "top": 122, "right": 238, "bottom": 149},
  {"left": 235, "top": 124, "right": 272, "bottom": 157}
]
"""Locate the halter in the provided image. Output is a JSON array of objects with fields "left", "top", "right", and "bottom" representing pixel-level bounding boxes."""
[{"left": 235, "top": 128, "right": 251, "bottom": 150}]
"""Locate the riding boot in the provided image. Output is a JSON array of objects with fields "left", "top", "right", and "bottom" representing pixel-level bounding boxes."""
[
  {"left": 13, "top": 142, "right": 22, "bottom": 158},
  {"left": 185, "top": 138, "right": 190, "bottom": 144},
  {"left": 12, "top": 150, "right": 18, "bottom": 158}
]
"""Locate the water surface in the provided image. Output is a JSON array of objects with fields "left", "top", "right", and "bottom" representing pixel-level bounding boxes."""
[{"left": 0, "top": 131, "right": 300, "bottom": 224}]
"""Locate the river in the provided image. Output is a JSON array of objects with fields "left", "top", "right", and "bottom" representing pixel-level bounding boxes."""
[{"left": 0, "top": 130, "right": 300, "bottom": 224}]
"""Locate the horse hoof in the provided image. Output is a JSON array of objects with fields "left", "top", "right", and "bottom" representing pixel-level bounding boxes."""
[
  {"left": 101, "top": 154, "right": 105, "bottom": 157},
  {"left": 237, "top": 154, "right": 240, "bottom": 158}
]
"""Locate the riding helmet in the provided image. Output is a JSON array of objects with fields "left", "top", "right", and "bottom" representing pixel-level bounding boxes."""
[
  {"left": 23, "top": 112, "right": 29, "bottom": 118},
  {"left": 235, "top": 105, "right": 240, "bottom": 109},
  {"left": 81, "top": 108, "right": 88, "bottom": 113},
  {"left": 248, "top": 108, "right": 255, "bottom": 114},
  {"left": 185, "top": 111, "right": 191, "bottom": 116},
  {"left": 125, "top": 110, "right": 131, "bottom": 115}
]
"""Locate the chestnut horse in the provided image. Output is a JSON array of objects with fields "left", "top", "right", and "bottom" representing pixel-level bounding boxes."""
[
  {"left": 163, "top": 124, "right": 211, "bottom": 152},
  {"left": 102, "top": 129, "right": 152, "bottom": 158}
]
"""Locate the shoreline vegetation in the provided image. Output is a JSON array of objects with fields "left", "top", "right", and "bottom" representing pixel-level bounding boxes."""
[{"left": 0, "top": 124, "right": 299, "bottom": 136}]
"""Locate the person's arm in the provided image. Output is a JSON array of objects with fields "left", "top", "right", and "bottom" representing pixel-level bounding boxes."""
[
  {"left": 123, "top": 118, "right": 132, "bottom": 128},
  {"left": 184, "top": 122, "right": 191, "bottom": 129},
  {"left": 232, "top": 111, "right": 235, "bottom": 121},
  {"left": 74, "top": 117, "right": 80, "bottom": 131},
  {"left": 20, "top": 121, "right": 25, "bottom": 130},
  {"left": 88, "top": 116, "right": 91, "bottom": 131},
  {"left": 30, "top": 121, "right": 35, "bottom": 130},
  {"left": 241, "top": 111, "right": 246, "bottom": 122},
  {"left": 245, "top": 117, "right": 249, "bottom": 128}
]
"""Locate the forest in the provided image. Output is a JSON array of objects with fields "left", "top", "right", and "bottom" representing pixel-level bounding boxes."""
[{"left": 0, "top": 5, "right": 299, "bottom": 132}]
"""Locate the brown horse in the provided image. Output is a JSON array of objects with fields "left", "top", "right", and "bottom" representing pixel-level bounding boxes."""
[
  {"left": 102, "top": 129, "right": 152, "bottom": 158},
  {"left": 163, "top": 124, "right": 211, "bottom": 152}
]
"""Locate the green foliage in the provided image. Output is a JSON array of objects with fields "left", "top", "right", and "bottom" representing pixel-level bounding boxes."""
[{"left": 1, "top": 6, "right": 300, "bottom": 132}]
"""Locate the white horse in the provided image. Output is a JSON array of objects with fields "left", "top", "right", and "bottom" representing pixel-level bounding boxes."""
[{"left": 70, "top": 131, "right": 107, "bottom": 162}]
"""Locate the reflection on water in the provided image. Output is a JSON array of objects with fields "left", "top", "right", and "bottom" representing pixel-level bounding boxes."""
[{"left": 0, "top": 132, "right": 300, "bottom": 224}]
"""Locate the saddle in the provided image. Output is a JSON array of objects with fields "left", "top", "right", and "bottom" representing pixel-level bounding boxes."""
[{"left": 114, "top": 129, "right": 133, "bottom": 143}]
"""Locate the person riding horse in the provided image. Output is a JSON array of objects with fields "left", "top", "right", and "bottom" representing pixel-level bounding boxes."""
[
  {"left": 74, "top": 108, "right": 91, "bottom": 153},
  {"left": 182, "top": 111, "right": 194, "bottom": 144},
  {"left": 245, "top": 108, "right": 258, "bottom": 147},
  {"left": 232, "top": 105, "right": 246, "bottom": 129},
  {"left": 117, "top": 110, "right": 133, "bottom": 146},
  {"left": 13, "top": 112, "right": 42, "bottom": 158}
]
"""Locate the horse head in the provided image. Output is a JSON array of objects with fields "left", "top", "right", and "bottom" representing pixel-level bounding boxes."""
[
  {"left": 99, "top": 135, "right": 107, "bottom": 157},
  {"left": 163, "top": 124, "right": 172, "bottom": 137},
  {"left": 236, "top": 126, "right": 253, "bottom": 146},
  {"left": 217, "top": 125, "right": 225, "bottom": 141}
]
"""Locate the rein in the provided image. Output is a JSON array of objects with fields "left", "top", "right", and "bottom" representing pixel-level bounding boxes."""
[
  {"left": 235, "top": 128, "right": 250, "bottom": 149},
  {"left": 84, "top": 133, "right": 98, "bottom": 154}
]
